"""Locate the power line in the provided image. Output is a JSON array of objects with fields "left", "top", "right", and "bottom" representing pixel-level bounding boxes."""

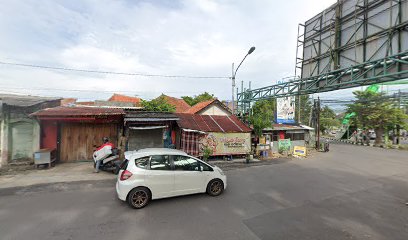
[
  {"left": 0, "top": 85, "right": 205, "bottom": 95},
  {"left": 0, "top": 61, "right": 230, "bottom": 79}
]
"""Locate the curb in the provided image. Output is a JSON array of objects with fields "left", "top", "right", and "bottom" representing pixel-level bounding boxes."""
[{"left": 322, "top": 137, "right": 375, "bottom": 147}]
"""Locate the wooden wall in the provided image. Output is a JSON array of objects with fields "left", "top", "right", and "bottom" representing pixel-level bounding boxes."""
[{"left": 60, "top": 123, "right": 118, "bottom": 162}]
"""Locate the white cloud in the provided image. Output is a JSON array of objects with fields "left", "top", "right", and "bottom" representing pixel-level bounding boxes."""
[{"left": 0, "top": 0, "right": 343, "bottom": 102}]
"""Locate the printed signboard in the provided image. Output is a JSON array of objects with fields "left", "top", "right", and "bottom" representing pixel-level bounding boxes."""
[
  {"left": 293, "top": 146, "right": 306, "bottom": 157},
  {"left": 276, "top": 96, "right": 295, "bottom": 124},
  {"left": 199, "top": 133, "right": 251, "bottom": 155}
]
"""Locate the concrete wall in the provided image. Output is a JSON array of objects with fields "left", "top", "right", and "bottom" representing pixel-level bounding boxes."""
[
  {"left": 0, "top": 100, "right": 60, "bottom": 168},
  {"left": 271, "top": 140, "right": 305, "bottom": 152}
]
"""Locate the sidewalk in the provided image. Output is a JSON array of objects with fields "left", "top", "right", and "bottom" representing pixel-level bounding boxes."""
[
  {"left": 0, "top": 162, "right": 116, "bottom": 189},
  {"left": 0, "top": 157, "right": 292, "bottom": 190}
]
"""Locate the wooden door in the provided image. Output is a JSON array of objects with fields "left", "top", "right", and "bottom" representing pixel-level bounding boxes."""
[
  {"left": 40, "top": 121, "right": 57, "bottom": 150},
  {"left": 60, "top": 123, "right": 117, "bottom": 162}
]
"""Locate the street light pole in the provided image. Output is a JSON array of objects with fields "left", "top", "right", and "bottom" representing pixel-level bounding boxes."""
[
  {"left": 231, "top": 46, "right": 256, "bottom": 115},
  {"left": 232, "top": 63, "right": 235, "bottom": 114}
]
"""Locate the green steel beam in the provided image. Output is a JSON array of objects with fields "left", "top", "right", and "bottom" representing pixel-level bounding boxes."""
[{"left": 237, "top": 51, "right": 408, "bottom": 109}]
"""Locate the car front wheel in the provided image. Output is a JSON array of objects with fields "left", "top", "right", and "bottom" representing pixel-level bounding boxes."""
[
  {"left": 127, "top": 187, "right": 151, "bottom": 209},
  {"left": 206, "top": 179, "right": 224, "bottom": 196}
]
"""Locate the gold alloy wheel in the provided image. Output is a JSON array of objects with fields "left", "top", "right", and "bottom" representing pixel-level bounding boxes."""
[
  {"left": 131, "top": 190, "right": 148, "bottom": 208},
  {"left": 210, "top": 181, "right": 222, "bottom": 195}
]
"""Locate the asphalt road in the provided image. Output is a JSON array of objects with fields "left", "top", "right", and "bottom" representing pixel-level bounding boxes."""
[{"left": 1, "top": 144, "right": 408, "bottom": 240}]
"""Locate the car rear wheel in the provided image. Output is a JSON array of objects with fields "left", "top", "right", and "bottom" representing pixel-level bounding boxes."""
[
  {"left": 127, "top": 187, "right": 151, "bottom": 209},
  {"left": 206, "top": 179, "right": 224, "bottom": 196}
]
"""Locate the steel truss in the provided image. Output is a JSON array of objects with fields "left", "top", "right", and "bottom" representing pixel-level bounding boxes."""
[
  {"left": 237, "top": 50, "right": 408, "bottom": 112},
  {"left": 237, "top": 0, "right": 408, "bottom": 115}
]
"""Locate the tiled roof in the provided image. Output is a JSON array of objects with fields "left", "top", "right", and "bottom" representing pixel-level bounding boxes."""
[
  {"left": 185, "top": 99, "right": 215, "bottom": 114},
  {"left": 109, "top": 94, "right": 141, "bottom": 106},
  {"left": 31, "top": 106, "right": 125, "bottom": 117},
  {"left": 76, "top": 101, "right": 95, "bottom": 106},
  {"left": 61, "top": 98, "right": 77, "bottom": 106},
  {"left": 162, "top": 95, "right": 190, "bottom": 113},
  {"left": 176, "top": 113, "right": 252, "bottom": 133}
]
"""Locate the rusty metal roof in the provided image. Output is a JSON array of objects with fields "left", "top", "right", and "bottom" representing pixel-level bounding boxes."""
[
  {"left": 0, "top": 94, "right": 61, "bottom": 107},
  {"left": 176, "top": 113, "right": 252, "bottom": 133},
  {"left": 125, "top": 111, "right": 179, "bottom": 122},
  {"left": 31, "top": 106, "right": 125, "bottom": 117},
  {"left": 263, "top": 124, "right": 308, "bottom": 131}
]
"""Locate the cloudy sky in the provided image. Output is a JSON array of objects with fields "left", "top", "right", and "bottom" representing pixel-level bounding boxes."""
[{"left": 1, "top": 0, "right": 345, "bottom": 102}]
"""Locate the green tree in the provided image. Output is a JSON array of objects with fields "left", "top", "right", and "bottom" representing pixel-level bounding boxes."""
[
  {"left": 181, "top": 92, "right": 214, "bottom": 106},
  {"left": 141, "top": 96, "right": 176, "bottom": 112},
  {"left": 320, "top": 106, "right": 340, "bottom": 134},
  {"left": 347, "top": 90, "right": 407, "bottom": 145},
  {"left": 249, "top": 99, "right": 275, "bottom": 136},
  {"left": 295, "top": 95, "right": 313, "bottom": 125}
]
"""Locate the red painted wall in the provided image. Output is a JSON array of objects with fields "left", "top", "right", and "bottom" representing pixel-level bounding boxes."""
[
  {"left": 279, "top": 131, "right": 285, "bottom": 140},
  {"left": 41, "top": 121, "right": 57, "bottom": 150}
]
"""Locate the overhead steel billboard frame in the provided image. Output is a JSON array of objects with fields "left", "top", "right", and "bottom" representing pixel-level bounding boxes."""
[{"left": 237, "top": 0, "right": 408, "bottom": 115}]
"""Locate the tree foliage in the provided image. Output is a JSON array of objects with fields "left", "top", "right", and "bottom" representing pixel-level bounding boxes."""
[
  {"left": 141, "top": 96, "right": 176, "bottom": 112},
  {"left": 296, "top": 95, "right": 313, "bottom": 125},
  {"left": 320, "top": 106, "right": 340, "bottom": 133},
  {"left": 347, "top": 90, "right": 407, "bottom": 145},
  {"left": 249, "top": 99, "right": 275, "bottom": 136},
  {"left": 181, "top": 92, "right": 215, "bottom": 106}
]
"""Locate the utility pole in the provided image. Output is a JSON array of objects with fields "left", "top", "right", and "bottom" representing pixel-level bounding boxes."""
[
  {"left": 316, "top": 97, "right": 321, "bottom": 150},
  {"left": 298, "top": 95, "right": 301, "bottom": 124},
  {"left": 397, "top": 90, "right": 401, "bottom": 145},
  {"left": 231, "top": 63, "right": 235, "bottom": 114}
]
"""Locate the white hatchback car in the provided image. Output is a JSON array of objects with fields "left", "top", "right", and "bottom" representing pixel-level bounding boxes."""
[{"left": 116, "top": 148, "right": 227, "bottom": 209}]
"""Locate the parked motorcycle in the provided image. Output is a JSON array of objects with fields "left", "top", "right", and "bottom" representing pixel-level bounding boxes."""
[{"left": 93, "top": 145, "right": 122, "bottom": 174}]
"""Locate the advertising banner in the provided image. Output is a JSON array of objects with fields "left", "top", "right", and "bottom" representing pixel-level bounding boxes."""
[
  {"left": 199, "top": 132, "right": 251, "bottom": 155},
  {"left": 276, "top": 96, "right": 295, "bottom": 124},
  {"left": 293, "top": 146, "right": 306, "bottom": 157},
  {"left": 278, "top": 139, "right": 291, "bottom": 151}
]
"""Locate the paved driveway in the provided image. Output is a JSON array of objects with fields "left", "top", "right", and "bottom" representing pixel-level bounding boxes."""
[{"left": 1, "top": 144, "right": 407, "bottom": 240}]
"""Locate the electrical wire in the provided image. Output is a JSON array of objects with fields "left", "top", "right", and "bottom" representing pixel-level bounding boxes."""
[
  {"left": 0, "top": 85, "right": 205, "bottom": 95},
  {"left": 0, "top": 61, "right": 230, "bottom": 79}
]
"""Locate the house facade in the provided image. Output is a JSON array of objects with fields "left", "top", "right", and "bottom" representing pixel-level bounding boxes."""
[
  {"left": 186, "top": 99, "right": 232, "bottom": 116},
  {"left": 262, "top": 124, "right": 315, "bottom": 152},
  {"left": 124, "top": 111, "right": 179, "bottom": 151},
  {"left": 175, "top": 113, "right": 252, "bottom": 157},
  {"left": 32, "top": 106, "right": 124, "bottom": 162},
  {"left": 0, "top": 94, "right": 61, "bottom": 167}
]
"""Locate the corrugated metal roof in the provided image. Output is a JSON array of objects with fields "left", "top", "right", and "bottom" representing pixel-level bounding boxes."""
[
  {"left": 0, "top": 94, "right": 61, "bottom": 107},
  {"left": 263, "top": 124, "right": 308, "bottom": 131},
  {"left": 125, "top": 111, "right": 178, "bottom": 119},
  {"left": 125, "top": 111, "right": 179, "bottom": 123},
  {"left": 176, "top": 113, "right": 252, "bottom": 133},
  {"left": 31, "top": 106, "right": 125, "bottom": 117}
]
